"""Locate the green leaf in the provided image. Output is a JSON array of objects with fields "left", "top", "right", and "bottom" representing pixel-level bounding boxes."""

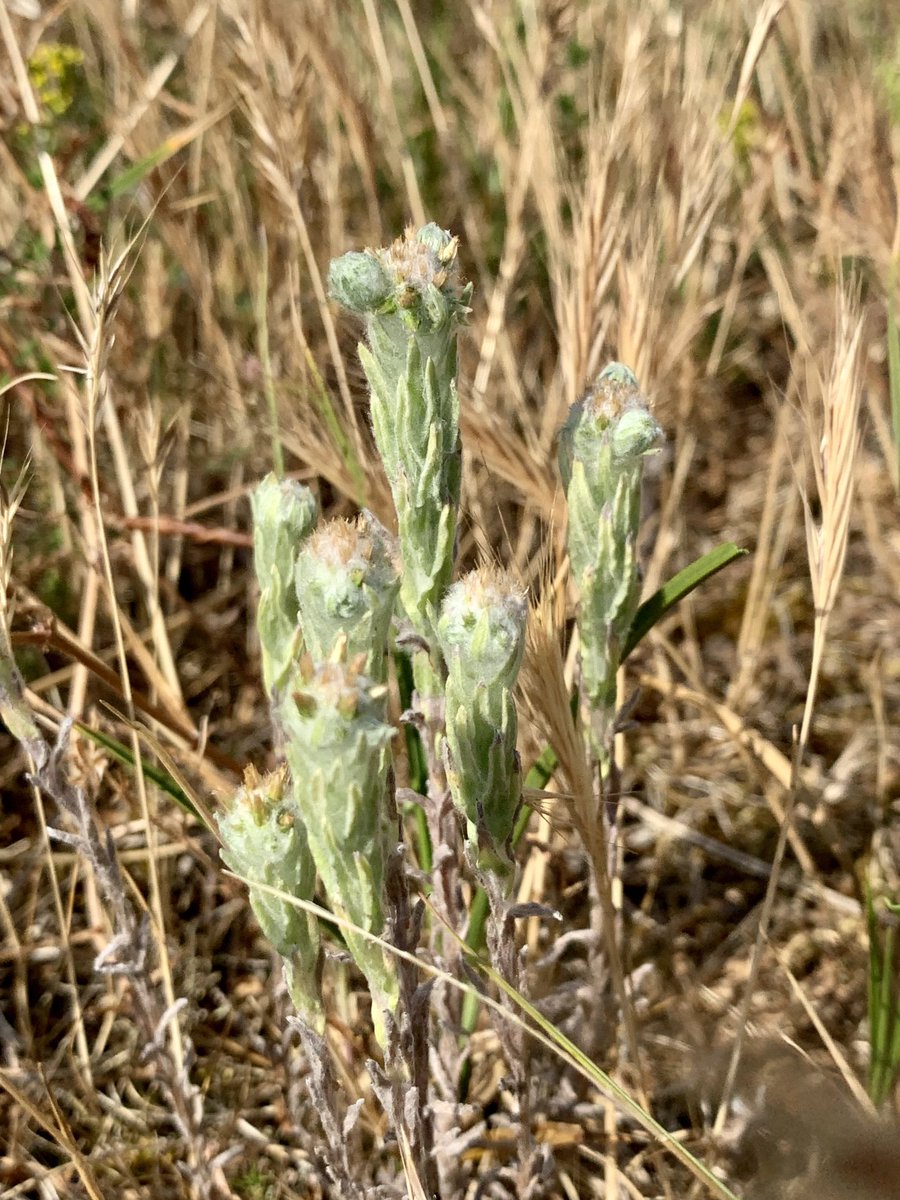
[
  {"left": 621, "top": 541, "right": 748, "bottom": 661},
  {"left": 105, "top": 144, "right": 179, "bottom": 200},
  {"left": 75, "top": 722, "right": 198, "bottom": 819},
  {"left": 866, "top": 885, "right": 900, "bottom": 1107},
  {"left": 395, "top": 650, "right": 432, "bottom": 873}
]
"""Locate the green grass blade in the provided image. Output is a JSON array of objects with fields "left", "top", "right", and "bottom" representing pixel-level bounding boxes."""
[
  {"left": 622, "top": 542, "right": 748, "bottom": 662},
  {"left": 867, "top": 887, "right": 900, "bottom": 1106},
  {"left": 75, "top": 721, "right": 198, "bottom": 818},
  {"left": 867, "top": 886, "right": 887, "bottom": 1104},
  {"left": 104, "top": 145, "right": 177, "bottom": 200},
  {"left": 466, "top": 945, "right": 741, "bottom": 1200},
  {"left": 395, "top": 650, "right": 432, "bottom": 873}
]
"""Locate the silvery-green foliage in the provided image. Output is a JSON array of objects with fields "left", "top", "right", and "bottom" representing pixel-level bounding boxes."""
[
  {"left": 279, "top": 649, "right": 399, "bottom": 1032},
  {"left": 438, "top": 568, "right": 527, "bottom": 882},
  {"left": 559, "top": 364, "right": 662, "bottom": 739},
  {"left": 328, "top": 224, "right": 471, "bottom": 646},
  {"left": 327, "top": 251, "right": 393, "bottom": 313},
  {"left": 251, "top": 473, "right": 318, "bottom": 697},
  {"left": 294, "top": 511, "right": 399, "bottom": 682},
  {"left": 218, "top": 765, "right": 323, "bottom": 1031}
]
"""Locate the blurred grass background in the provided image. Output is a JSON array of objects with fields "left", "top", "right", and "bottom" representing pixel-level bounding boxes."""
[{"left": 1, "top": 1, "right": 899, "bottom": 1197}]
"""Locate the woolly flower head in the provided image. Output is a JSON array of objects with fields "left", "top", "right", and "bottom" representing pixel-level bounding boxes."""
[
  {"left": 559, "top": 362, "right": 662, "bottom": 488},
  {"left": 438, "top": 566, "right": 527, "bottom": 690},
  {"left": 327, "top": 223, "right": 471, "bottom": 329},
  {"left": 299, "top": 512, "right": 398, "bottom": 593},
  {"left": 288, "top": 645, "right": 390, "bottom": 732},
  {"left": 294, "top": 512, "right": 399, "bottom": 680}
]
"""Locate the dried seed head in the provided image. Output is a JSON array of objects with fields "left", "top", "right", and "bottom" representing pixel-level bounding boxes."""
[{"left": 226, "top": 763, "right": 288, "bottom": 819}]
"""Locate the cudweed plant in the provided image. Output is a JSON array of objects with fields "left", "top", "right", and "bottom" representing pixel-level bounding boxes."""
[
  {"left": 279, "top": 647, "right": 400, "bottom": 1037},
  {"left": 329, "top": 224, "right": 477, "bottom": 947},
  {"left": 438, "top": 567, "right": 527, "bottom": 887},
  {"left": 251, "top": 472, "right": 317, "bottom": 700},
  {"left": 218, "top": 764, "right": 323, "bottom": 1032},
  {"left": 328, "top": 223, "right": 470, "bottom": 679},
  {"left": 217, "top": 223, "right": 692, "bottom": 1192},
  {"left": 215, "top": 225, "right": 534, "bottom": 1192},
  {"left": 0, "top": 217, "right": 741, "bottom": 1195},
  {"left": 558, "top": 363, "right": 662, "bottom": 766}
]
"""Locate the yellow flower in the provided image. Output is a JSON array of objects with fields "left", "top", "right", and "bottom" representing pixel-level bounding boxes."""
[{"left": 28, "top": 43, "right": 83, "bottom": 118}]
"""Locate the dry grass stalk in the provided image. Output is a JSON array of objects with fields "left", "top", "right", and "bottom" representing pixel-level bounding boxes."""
[
  {"left": 800, "top": 284, "right": 866, "bottom": 744},
  {"left": 522, "top": 565, "right": 652, "bottom": 1114},
  {"left": 713, "top": 280, "right": 867, "bottom": 1137}
]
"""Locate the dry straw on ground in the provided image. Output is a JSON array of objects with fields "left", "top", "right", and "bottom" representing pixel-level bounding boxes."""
[{"left": 1, "top": 1, "right": 899, "bottom": 1198}]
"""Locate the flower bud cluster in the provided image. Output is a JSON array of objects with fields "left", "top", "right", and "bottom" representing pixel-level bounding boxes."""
[
  {"left": 251, "top": 473, "right": 318, "bottom": 697},
  {"left": 279, "top": 646, "right": 399, "bottom": 1031},
  {"left": 225, "top": 474, "right": 403, "bottom": 1040},
  {"left": 219, "top": 765, "right": 323, "bottom": 1030},
  {"left": 438, "top": 568, "right": 527, "bottom": 882},
  {"left": 295, "top": 511, "right": 399, "bottom": 681},
  {"left": 559, "top": 363, "right": 662, "bottom": 747},
  {"left": 329, "top": 224, "right": 471, "bottom": 646}
]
